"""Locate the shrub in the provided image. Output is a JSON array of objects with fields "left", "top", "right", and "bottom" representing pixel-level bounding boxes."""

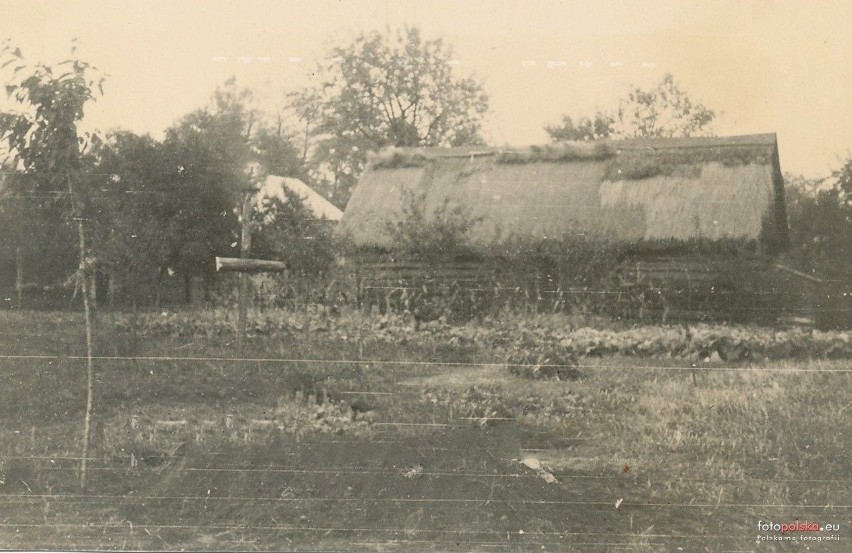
[
  {"left": 250, "top": 190, "right": 336, "bottom": 275},
  {"left": 383, "top": 188, "right": 482, "bottom": 261}
]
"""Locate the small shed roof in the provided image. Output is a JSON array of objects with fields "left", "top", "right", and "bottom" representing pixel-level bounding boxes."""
[{"left": 260, "top": 175, "right": 343, "bottom": 222}]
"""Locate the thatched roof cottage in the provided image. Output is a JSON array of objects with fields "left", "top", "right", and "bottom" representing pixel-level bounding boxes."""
[{"left": 338, "top": 133, "right": 790, "bottom": 322}]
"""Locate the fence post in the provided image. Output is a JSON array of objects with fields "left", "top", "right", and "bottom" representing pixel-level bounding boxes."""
[
  {"left": 237, "top": 191, "right": 253, "bottom": 347},
  {"left": 15, "top": 245, "right": 23, "bottom": 309}
]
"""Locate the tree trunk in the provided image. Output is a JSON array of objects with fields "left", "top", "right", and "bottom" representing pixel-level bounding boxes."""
[
  {"left": 89, "top": 273, "right": 97, "bottom": 312},
  {"left": 75, "top": 218, "right": 95, "bottom": 490},
  {"left": 203, "top": 275, "right": 211, "bottom": 305},
  {"left": 302, "top": 119, "right": 311, "bottom": 164}
]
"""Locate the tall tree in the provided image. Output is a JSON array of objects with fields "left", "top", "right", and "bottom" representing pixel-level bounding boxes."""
[
  {"left": 254, "top": 120, "right": 309, "bottom": 182},
  {"left": 159, "top": 79, "right": 255, "bottom": 303},
  {"left": 292, "top": 26, "right": 489, "bottom": 205},
  {"left": 91, "top": 130, "right": 173, "bottom": 304},
  {"left": 545, "top": 73, "right": 715, "bottom": 142},
  {"left": 159, "top": 78, "right": 314, "bottom": 303}
]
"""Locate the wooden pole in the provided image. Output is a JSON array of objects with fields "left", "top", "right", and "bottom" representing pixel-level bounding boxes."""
[
  {"left": 216, "top": 257, "right": 287, "bottom": 273},
  {"left": 236, "top": 192, "right": 253, "bottom": 347},
  {"left": 15, "top": 245, "right": 23, "bottom": 310}
]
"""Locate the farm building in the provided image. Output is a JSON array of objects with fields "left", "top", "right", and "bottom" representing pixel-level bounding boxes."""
[{"left": 337, "top": 133, "right": 808, "bottom": 323}]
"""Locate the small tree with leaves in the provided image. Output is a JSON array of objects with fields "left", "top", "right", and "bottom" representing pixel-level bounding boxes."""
[{"left": 0, "top": 42, "right": 104, "bottom": 488}]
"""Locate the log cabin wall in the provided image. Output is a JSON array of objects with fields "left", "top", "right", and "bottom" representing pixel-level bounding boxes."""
[{"left": 344, "top": 254, "right": 798, "bottom": 324}]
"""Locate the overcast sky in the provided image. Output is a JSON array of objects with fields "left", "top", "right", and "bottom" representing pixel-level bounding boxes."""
[{"left": 2, "top": 0, "right": 851, "bottom": 177}]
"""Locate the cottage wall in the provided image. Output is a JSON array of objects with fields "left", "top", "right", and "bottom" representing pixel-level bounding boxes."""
[{"left": 343, "top": 252, "right": 798, "bottom": 324}]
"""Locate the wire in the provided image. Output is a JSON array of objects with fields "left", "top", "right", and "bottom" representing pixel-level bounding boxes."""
[{"left": 1, "top": 353, "right": 849, "bottom": 372}]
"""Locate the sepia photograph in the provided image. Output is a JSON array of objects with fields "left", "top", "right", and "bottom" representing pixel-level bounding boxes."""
[{"left": 0, "top": 1, "right": 849, "bottom": 551}]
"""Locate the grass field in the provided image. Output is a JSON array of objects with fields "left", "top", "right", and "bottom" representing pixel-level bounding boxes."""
[{"left": 0, "top": 310, "right": 849, "bottom": 552}]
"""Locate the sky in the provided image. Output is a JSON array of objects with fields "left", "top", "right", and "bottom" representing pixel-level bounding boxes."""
[{"left": 2, "top": 0, "right": 851, "bottom": 177}]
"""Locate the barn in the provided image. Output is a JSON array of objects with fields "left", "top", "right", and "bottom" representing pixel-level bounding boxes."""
[{"left": 337, "top": 133, "right": 793, "bottom": 323}]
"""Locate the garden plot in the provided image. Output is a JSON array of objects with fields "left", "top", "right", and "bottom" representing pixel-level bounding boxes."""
[{"left": 0, "top": 310, "right": 848, "bottom": 552}]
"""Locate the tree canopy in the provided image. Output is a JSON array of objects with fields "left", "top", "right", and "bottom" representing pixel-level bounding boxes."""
[
  {"left": 91, "top": 79, "right": 313, "bottom": 304},
  {"left": 291, "top": 26, "right": 489, "bottom": 206},
  {"left": 785, "top": 160, "right": 852, "bottom": 277},
  {"left": 545, "top": 74, "right": 715, "bottom": 142},
  {"left": 544, "top": 112, "right": 615, "bottom": 142},
  {"left": 250, "top": 189, "right": 335, "bottom": 275},
  {"left": 0, "top": 42, "right": 104, "bottom": 301}
]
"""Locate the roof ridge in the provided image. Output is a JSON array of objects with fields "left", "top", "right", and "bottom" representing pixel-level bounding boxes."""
[{"left": 385, "top": 133, "right": 777, "bottom": 158}]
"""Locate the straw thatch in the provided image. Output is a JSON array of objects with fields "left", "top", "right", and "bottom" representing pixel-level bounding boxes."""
[{"left": 338, "top": 133, "right": 787, "bottom": 252}]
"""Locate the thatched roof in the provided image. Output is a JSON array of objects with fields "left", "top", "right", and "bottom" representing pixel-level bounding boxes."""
[{"left": 338, "top": 133, "right": 787, "bottom": 252}]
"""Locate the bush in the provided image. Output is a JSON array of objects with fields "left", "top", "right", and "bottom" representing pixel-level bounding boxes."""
[
  {"left": 250, "top": 190, "right": 336, "bottom": 276},
  {"left": 383, "top": 188, "right": 482, "bottom": 261}
]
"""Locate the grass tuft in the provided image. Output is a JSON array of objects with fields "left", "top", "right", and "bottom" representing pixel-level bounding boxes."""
[
  {"left": 367, "top": 147, "right": 435, "bottom": 169},
  {"left": 496, "top": 141, "right": 616, "bottom": 163}
]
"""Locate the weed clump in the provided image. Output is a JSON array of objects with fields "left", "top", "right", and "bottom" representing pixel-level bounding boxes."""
[
  {"left": 505, "top": 334, "right": 580, "bottom": 381},
  {"left": 603, "top": 144, "right": 772, "bottom": 181},
  {"left": 421, "top": 384, "right": 583, "bottom": 427},
  {"left": 368, "top": 147, "right": 435, "bottom": 169},
  {"left": 496, "top": 142, "right": 616, "bottom": 164}
]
